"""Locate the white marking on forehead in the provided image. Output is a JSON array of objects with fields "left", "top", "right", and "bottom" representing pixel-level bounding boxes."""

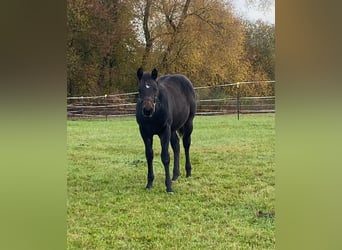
[{"left": 145, "top": 84, "right": 151, "bottom": 89}]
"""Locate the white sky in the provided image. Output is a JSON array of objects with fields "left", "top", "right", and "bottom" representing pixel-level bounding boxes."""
[{"left": 230, "top": 0, "right": 275, "bottom": 24}]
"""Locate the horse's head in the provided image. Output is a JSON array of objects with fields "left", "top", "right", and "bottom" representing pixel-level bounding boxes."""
[{"left": 137, "top": 68, "right": 159, "bottom": 118}]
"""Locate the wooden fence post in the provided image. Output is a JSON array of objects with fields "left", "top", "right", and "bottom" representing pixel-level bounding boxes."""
[{"left": 236, "top": 82, "right": 240, "bottom": 120}]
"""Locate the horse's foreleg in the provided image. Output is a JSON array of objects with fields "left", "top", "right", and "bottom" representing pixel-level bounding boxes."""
[
  {"left": 170, "top": 131, "right": 180, "bottom": 181},
  {"left": 159, "top": 128, "right": 173, "bottom": 193},
  {"left": 142, "top": 135, "right": 154, "bottom": 189}
]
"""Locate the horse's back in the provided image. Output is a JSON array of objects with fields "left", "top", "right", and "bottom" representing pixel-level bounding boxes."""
[
  {"left": 158, "top": 74, "right": 196, "bottom": 107},
  {"left": 158, "top": 74, "right": 196, "bottom": 129},
  {"left": 159, "top": 73, "right": 193, "bottom": 87}
]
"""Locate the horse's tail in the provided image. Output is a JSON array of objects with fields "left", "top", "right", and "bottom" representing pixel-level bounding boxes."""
[{"left": 178, "top": 127, "right": 184, "bottom": 137}]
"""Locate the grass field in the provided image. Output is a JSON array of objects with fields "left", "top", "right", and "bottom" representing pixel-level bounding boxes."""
[{"left": 67, "top": 114, "right": 275, "bottom": 249}]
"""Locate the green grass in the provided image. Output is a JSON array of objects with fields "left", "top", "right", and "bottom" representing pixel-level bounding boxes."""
[{"left": 67, "top": 114, "right": 275, "bottom": 249}]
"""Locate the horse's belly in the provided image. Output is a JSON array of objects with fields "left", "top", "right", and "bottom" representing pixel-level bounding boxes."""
[{"left": 171, "top": 107, "right": 190, "bottom": 130}]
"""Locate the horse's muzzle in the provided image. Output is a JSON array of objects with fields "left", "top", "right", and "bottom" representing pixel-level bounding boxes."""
[{"left": 142, "top": 99, "right": 155, "bottom": 117}]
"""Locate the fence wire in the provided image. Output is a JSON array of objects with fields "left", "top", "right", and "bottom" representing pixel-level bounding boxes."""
[{"left": 67, "top": 81, "right": 275, "bottom": 119}]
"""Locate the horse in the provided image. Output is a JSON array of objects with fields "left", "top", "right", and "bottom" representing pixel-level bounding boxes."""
[{"left": 135, "top": 68, "right": 196, "bottom": 193}]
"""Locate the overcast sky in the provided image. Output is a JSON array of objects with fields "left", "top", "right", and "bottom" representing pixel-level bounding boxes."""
[{"left": 230, "top": 0, "right": 275, "bottom": 24}]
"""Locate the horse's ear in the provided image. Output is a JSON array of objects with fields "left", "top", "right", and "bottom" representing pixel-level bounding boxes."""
[
  {"left": 137, "top": 67, "right": 143, "bottom": 80},
  {"left": 151, "top": 68, "right": 158, "bottom": 80}
]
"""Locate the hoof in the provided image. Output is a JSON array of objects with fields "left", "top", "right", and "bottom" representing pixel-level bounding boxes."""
[
  {"left": 172, "top": 176, "right": 179, "bottom": 182},
  {"left": 167, "top": 191, "right": 174, "bottom": 195},
  {"left": 146, "top": 184, "right": 153, "bottom": 189}
]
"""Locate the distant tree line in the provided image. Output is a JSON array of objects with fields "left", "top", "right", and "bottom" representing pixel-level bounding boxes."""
[{"left": 67, "top": 0, "right": 275, "bottom": 97}]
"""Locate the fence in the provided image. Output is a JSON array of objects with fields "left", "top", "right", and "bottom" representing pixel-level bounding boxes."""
[{"left": 67, "top": 81, "right": 275, "bottom": 120}]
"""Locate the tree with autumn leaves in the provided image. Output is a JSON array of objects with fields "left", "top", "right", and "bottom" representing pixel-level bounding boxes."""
[{"left": 67, "top": 0, "right": 274, "bottom": 96}]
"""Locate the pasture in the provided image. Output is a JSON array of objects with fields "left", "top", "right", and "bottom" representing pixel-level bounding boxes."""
[{"left": 67, "top": 114, "right": 275, "bottom": 249}]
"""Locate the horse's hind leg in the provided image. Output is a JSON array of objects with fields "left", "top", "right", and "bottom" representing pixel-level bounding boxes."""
[
  {"left": 170, "top": 131, "right": 180, "bottom": 181},
  {"left": 182, "top": 120, "right": 194, "bottom": 177}
]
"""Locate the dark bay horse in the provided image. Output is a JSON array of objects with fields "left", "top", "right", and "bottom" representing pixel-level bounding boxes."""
[{"left": 135, "top": 68, "right": 196, "bottom": 193}]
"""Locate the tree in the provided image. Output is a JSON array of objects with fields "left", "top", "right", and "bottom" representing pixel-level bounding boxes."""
[
  {"left": 135, "top": 0, "right": 253, "bottom": 86},
  {"left": 67, "top": 0, "right": 140, "bottom": 96},
  {"left": 67, "top": 0, "right": 275, "bottom": 96},
  {"left": 173, "top": 0, "right": 251, "bottom": 85},
  {"left": 243, "top": 19, "right": 275, "bottom": 80},
  {"left": 244, "top": 0, "right": 274, "bottom": 13}
]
